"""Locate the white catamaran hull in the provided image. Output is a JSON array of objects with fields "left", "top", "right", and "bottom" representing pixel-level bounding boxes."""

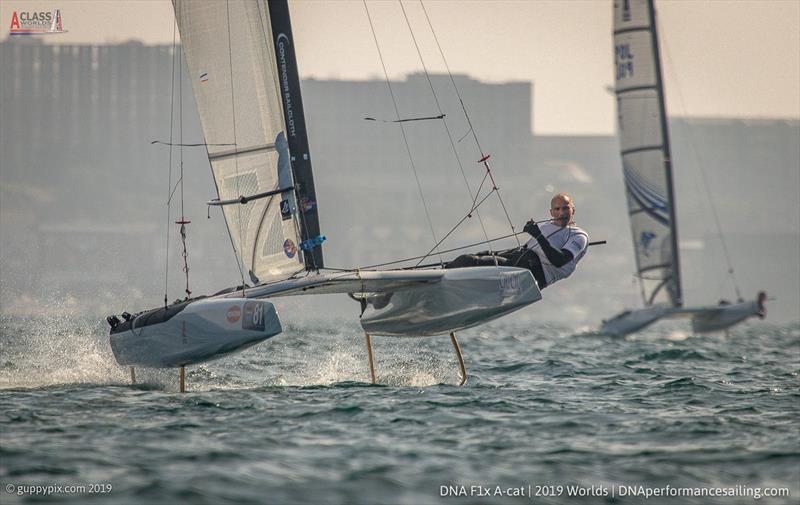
[
  {"left": 601, "top": 293, "right": 767, "bottom": 336},
  {"left": 359, "top": 267, "right": 541, "bottom": 337},
  {"left": 110, "top": 299, "right": 281, "bottom": 368},
  {"left": 600, "top": 304, "right": 669, "bottom": 337},
  {"left": 217, "top": 266, "right": 542, "bottom": 337},
  {"left": 689, "top": 298, "right": 766, "bottom": 333}
]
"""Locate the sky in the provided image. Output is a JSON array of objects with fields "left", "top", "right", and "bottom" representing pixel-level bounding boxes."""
[{"left": 1, "top": 0, "right": 798, "bottom": 134}]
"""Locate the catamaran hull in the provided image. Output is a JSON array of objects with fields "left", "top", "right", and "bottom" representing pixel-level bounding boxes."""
[
  {"left": 691, "top": 300, "right": 765, "bottom": 333},
  {"left": 600, "top": 304, "right": 669, "bottom": 337},
  {"left": 601, "top": 292, "right": 767, "bottom": 336},
  {"left": 110, "top": 299, "right": 281, "bottom": 368},
  {"left": 359, "top": 267, "right": 541, "bottom": 337}
]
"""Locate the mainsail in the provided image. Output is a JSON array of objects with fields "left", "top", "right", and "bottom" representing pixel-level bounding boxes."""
[
  {"left": 613, "top": 0, "right": 681, "bottom": 307},
  {"left": 173, "top": 0, "right": 322, "bottom": 284}
]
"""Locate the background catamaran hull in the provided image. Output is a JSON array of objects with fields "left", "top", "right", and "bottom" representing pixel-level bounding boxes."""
[
  {"left": 602, "top": 294, "right": 766, "bottom": 336},
  {"left": 110, "top": 299, "right": 281, "bottom": 368},
  {"left": 359, "top": 267, "right": 542, "bottom": 337},
  {"left": 690, "top": 300, "right": 765, "bottom": 333},
  {"left": 600, "top": 304, "right": 670, "bottom": 337}
]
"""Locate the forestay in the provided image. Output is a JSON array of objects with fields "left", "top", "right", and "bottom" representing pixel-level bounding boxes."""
[
  {"left": 613, "top": 0, "right": 682, "bottom": 307},
  {"left": 174, "top": 0, "right": 307, "bottom": 283}
]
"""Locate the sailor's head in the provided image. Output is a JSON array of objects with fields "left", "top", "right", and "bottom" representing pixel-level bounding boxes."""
[{"left": 550, "top": 192, "right": 575, "bottom": 227}]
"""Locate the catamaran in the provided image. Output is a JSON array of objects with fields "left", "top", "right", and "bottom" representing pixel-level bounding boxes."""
[
  {"left": 108, "top": 0, "right": 544, "bottom": 390},
  {"left": 601, "top": 0, "right": 766, "bottom": 337}
]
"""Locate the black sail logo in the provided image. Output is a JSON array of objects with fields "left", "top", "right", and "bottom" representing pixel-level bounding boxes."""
[{"left": 276, "top": 33, "right": 296, "bottom": 137}]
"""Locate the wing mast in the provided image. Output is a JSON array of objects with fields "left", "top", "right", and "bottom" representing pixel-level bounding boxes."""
[
  {"left": 647, "top": 0, "right": 681, "bottom": 306},
  {"left": 267, "top": 0, "right": 324, "bottom": 270}
]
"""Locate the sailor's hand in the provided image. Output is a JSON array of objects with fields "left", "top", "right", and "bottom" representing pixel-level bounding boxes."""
[{"left": 523, "top": 219, "right": 542, "bottom": 238}]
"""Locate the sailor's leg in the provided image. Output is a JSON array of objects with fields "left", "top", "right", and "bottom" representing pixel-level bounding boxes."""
[
  {"left": 130, "top": 367, "right": 136, "bottom": 385},
  {"left": 446, "top": 254, "right": 507, "bottom": 269},
  {"left": 450, "top": 332, "right": 467, "bottom": 386},
  {"left": 179, "top": 365, "right": 186, "bottom": 393},
  {"left": 516, "top": 249, "right": 548, "bottom": 288},
  {"left": 445, "top": 254, "right": 479, "bottom": 269},
  {"left": 364, "top": 333, "right": 377, "bottom": 385}
]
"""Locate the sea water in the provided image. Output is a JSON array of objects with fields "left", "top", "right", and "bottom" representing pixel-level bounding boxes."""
[{"left": 1, "top": 314, "right": 798, "bottom": 504}]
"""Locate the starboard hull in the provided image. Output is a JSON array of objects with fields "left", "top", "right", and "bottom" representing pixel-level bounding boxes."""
[
  {"left": 691, "top": 299, "right": 765, "bottom": 333},
  {"left": 109, "top": 298, "right": 281, "bottom": 368},
  {"left": 359, "top": 267, "right": 542, "bottom": 337}
]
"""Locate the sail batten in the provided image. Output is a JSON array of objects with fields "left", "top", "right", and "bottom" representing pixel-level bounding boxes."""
[
  {"left": 617, "top": 85, "right": 659, "bottom": 94},
  {"left": 621, "top": 145, "right": 664, "bottom": 156},
  {"left": 173, "top": 0, "right": 316, "bottom": 283},
  {"left": 614, "top": 26, "right": 651, "bottom": 36},
  {"left": 613, "top": 0, "right": 682, "bottom": 307},
  {"left": 208, "top": 142, "right": 278, "bottom": 161}
]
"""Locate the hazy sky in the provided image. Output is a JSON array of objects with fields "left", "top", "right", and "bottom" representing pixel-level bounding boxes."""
[{"left": 1, "top": 0, "right": 798, "bottom": 134}]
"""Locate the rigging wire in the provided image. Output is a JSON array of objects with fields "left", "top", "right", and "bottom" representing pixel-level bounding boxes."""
[
  {"left": 420, "top": 0, "right": 520, "bottom": 247},
  {"left": 414, "top": 188, "right": 497, "bottom": 267},
  {"left": 327, "top": 216, "right": 561, "bottom": 271},
  {"left": 167, "top": 176, "right": 184, "bottom": 205},
  {"left": 397, "top": 0, "right": 497, "bottom": 268},
  {"left": 413, "top": 169, "right": 503, "bottom": 267},
  {"left": 177, "top": 37, "right": 192, "bottom": 300},
  {"left": 163, "top": 18, "right": 178, "bottom": 308},
  {"left": 362, "top": 0, "right": 445, "bottom": 266},
  {"left": 225, "top": 0, "right": 248, "bottom": 294},
  {"left": 660, "top": 23, "right": 743, "bottom": 301}
]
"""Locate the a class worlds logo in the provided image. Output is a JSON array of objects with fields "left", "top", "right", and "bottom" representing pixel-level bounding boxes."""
[{"left": 9, "top": 9, "right": 67, "bottom": 35}]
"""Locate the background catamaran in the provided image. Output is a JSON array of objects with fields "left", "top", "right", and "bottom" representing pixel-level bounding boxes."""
[
  {"left": 108, "top": 0, "right": 544, "bottom": 389},
  {"left": 601, "top": 0, "right": 767, "bottom": 337}
]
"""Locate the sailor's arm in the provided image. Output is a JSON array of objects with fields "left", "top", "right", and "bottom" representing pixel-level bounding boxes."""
[
  {"left": 535, "top": 237, "right": 574, "bottom": 267},
  {"left": 523, "top": 220, "right": 574, "bottom": 267}
]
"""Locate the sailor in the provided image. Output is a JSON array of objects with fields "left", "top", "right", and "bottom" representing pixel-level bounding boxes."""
[{"left": 445, "top": 193, "right": 589, "bottom": 289}]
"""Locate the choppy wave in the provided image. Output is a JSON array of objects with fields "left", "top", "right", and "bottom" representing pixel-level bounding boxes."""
[{"left": 1, "top": 315, "right": 798, "bottom": 504}]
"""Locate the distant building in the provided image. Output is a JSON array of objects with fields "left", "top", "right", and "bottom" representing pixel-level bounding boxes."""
[{"left": 1, "top": 39, "right": 797, "bottom": 322}]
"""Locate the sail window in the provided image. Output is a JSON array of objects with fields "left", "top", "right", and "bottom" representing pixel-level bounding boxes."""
[
  {"left": 222, "top": 171, "right": 260, "bottom": 237},
  {"left": 262, "top": 212, "right": 285, "bottom": 258}
]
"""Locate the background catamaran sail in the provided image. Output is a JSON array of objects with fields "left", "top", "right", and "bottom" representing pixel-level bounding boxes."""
[
  {"left": 613, "top": 0, "right": 681, "bottom": 308},
  {"left": 603, "top": 0, "right": 769, "bottom": 336},
  {"left": 173, "top": 0, "right": 322, "bottom": 284}
]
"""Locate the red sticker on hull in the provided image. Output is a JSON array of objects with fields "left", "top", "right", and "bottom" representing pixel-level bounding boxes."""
[{"left": 226, "top": 305, "right": 241, "bottom": 324}]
